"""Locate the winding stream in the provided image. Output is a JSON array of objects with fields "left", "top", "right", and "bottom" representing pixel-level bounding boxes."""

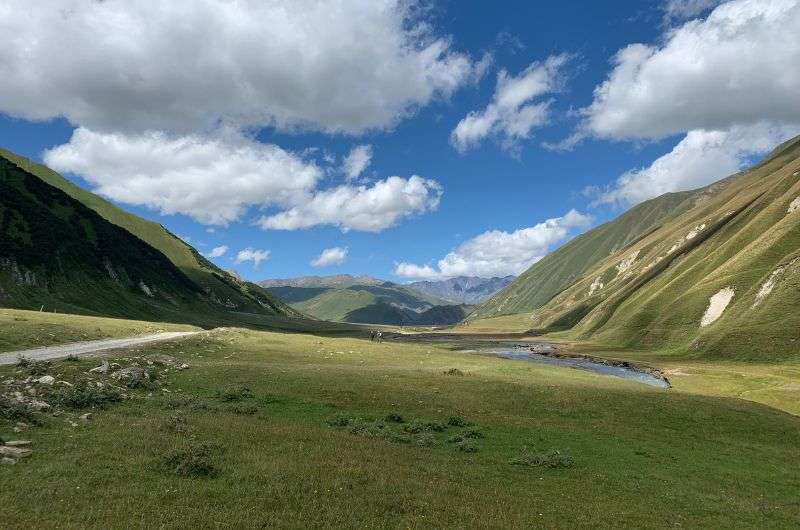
[{"left": 486, "top": 348, "right": 669, "bottom": 389}]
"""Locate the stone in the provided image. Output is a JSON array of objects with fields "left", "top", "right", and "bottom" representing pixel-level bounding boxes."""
[
  {"left": 89, "top": 360, "right": 110, "bottom": 374},
  {"left": 29, "top": 400, "right": 50, "bottom": 411},
  {"left": 37, "top": 375, "right": 55, "bottom": 385},
  {"left": 112, "top": 367, "right": 147, "bottom": 384},
  {"left": 178, "top": 364, "right": 189, "bottom": 370},
  {"left": 80, "top": 413, "right": 92, "bottom": 421},
  {"left": 1, "top": 457, "right": 16, "bottom": 465},
  {"left": 0, "top": 446, "right": 32, "bottom": 458},
  {"left": 4, "top": 440, "right": 31, "bottom": 447}
]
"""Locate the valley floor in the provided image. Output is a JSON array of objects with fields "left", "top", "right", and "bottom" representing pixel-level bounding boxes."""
[{"left": 1, "top": 311, "right": 799, "bottom": 528}]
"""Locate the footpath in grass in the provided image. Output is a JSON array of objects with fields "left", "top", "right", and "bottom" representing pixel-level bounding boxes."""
[{"left": 1, "top": 328, "right": 799, "bottom": 528}]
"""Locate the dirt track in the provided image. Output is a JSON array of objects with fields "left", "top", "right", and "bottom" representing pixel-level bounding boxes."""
[{"left": 0, "top": 331, "right": 199, "bottom": 365}]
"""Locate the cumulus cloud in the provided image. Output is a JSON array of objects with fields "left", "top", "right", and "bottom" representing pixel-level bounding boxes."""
[
  {"left": 589, "top": 124, "right": 800, "bottom": 206},
  {"left": 258, "top": 175, "right": 442, "bottom": 232},
  {"left": 342, "top": 145, "right": 373, "bottom": 180},
  {"left": 235, "top": 248, "right": 270, "bottom": 268},
  {"left": 451, "top": 54, "right": 569, "bottom": 152},
  {"left": 311, "top": 247, "right": 348, "bottom": 267},
  {"left": 662, "top": 0, "right": 725, "bottom": 23},
  {"left": 394, "top": 209, "right": 591, "bottom": 279},
  {"left": 0, "top": 0, "right": 478, "bottom": 135},
  {"left": 207, "top": 245, "right": 228, "bottom": 258},
  {"left": 582, "top": 0, "right": 800, "bottom": 141},
  {"left": 44, "top": 128, "right": 321, "bottom": 225}
]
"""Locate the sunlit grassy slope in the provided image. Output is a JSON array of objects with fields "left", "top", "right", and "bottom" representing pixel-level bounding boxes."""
[
  {"left": 466, "top": 135, "right": 800, "bottom": 360},
  {"left": 1, "top": 325, "right": 798, "bottom": 528},
  {"left": 0, "top": 149, "right": 297, "bottom": 322}
]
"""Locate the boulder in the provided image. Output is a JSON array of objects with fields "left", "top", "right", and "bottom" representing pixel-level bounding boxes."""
[
  {"left": 4, "top": 440, "right": 31, "bottom": 447},
  {"left": 1, "top": 457, "right": 16, "bottom": 466},
  {"left": 0, "top": 446, "right": 32, "bottom": 458},
  {"left": 89, "top": 360, "right": 110, "bottom": 374},
  {"left": 37, "top": 375, "right": 55, "bottom": 385},
  {"left": 112, "top": 367, "right": 148, "bottom": 384}
]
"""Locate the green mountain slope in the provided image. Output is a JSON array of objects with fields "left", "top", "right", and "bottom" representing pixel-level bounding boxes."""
[
  {"left": 469, "top": 135, "right": 800, "bottom": 360},
  {"left": 263, "top": 278, "right": 469, "bottom": 325},
  {"left": 0, "top": 149, "right": 297, "bottom": 322}
]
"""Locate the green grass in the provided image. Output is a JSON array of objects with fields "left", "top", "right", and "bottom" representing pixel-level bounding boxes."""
[
  {"left": 1, "top": 324, "right": 799, "bottom": 528},
  {"left": 0, "top": 308, "right": 199, "bottom": 352}
]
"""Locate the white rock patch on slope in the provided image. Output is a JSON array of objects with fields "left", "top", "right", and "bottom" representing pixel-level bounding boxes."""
[
  {"left": 588, "top": 276, "right": 604, "bottom": 296},
  {"left": 615, "top": 250, "right": 640, "bottom": 277},
  {"left": 685, "top": 224, "right": 706, "bottom": 241},
  {"left": 700, "top": 287, "right": 735, "bottom": 327},
  {"left": 752, "top": 268, "right": 783, "bottom": 308},
  {"left": 788, "top": 196, "right": 800, "bottom": 214}
]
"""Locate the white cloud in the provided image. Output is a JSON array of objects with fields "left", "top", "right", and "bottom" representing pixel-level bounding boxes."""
[
  {"left": 208, "top": 245, "right": 228, "bottom": 258},
  {"left": 311, "top": 247, "right": 348, "bottom": 267},
  {"left": 590, "top": 123, "right": 800, "bottom": 206},
  {"left": 663, "top": 0, "right": 725, "bottom": 23},
  {"left": 44, "top": 128, "right": 322, "bottom": 226},
  {"left": 257, "top": 175, "right": 442, "bottom": 232},
  {"left": 0, "top": 0, "right": 478, "bottom": 135},
  {"left": 582, "top": 0, "right": 800, "bottom": 141},
  {"left": 342, "top": 145, "right": 373, "bottom": 180},
  {"left": 394, "top": 209, "right": 591, "bottom": 279},
  {"left": 451, "top": 54, "right": 569, "bottom": 152},
  {"left": 235, "top": 248, "right": 270, "bottom": 268}
]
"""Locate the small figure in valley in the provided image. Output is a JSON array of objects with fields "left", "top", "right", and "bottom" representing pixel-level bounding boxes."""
[
  {"left": 376, "top": 331, "right": 383, "bottom": 343},
  {"left": 369, "top": 331, "right": 376, "bottom": 342}
]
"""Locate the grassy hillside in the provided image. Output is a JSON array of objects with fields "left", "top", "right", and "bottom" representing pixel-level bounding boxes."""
[
  {"left": 265, "top": 281, "right": 469, "bottom": 325},
  {"left": 0, "top": 149, "right": 295, "bottom": 320},
  {"left": 467, "top": 135, "right": 800, "bottom": 360},
  {"left": 470, "top": 190, "right": 700, "bottom": 319},
  {"left": 1, "top": 322, "right": 798, "bottom": 527}
]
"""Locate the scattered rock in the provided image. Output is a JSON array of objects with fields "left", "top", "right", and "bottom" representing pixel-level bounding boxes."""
[
  {"left": 29, "top": 400, "right": 50, "bottom": 411},
  {"left": 700, "top": 287, "right": 735, "bottom": 327},
  {"left": 112, "top": 366, "right": 146, "bottom": 381},
  {"left": 1, "top": 457, "right": 16, "bottom": 466},
  {"left": 4, "top": 440, "right": 31, "bottom": 447},
  {"left": 37, "top": 375, "right": 55, "bottom": 385},
  {"left": 80, "top": 413, "right": 93, "bottom": 421},
  {"left": 89, "top": 360, "right": 110, "bottom": 374},
  {"left": 178, "top": 364, "right": 189, "bottom": 370},
  {"left": 0, "top": 446, "right": 32, "bottom": 458}
]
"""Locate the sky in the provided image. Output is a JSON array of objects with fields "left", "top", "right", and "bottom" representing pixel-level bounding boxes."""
[{"left": 1, "top": 0, "right": 799, "bottom": 282}]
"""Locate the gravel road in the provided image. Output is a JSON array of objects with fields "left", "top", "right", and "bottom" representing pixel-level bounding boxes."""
[{"left": 0, "top": 331, "right": 199, "bottom": 365}]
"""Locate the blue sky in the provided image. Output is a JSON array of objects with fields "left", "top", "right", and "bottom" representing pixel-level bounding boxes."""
[{"left": 1, "top": 0, "right": 798, "bottom": 281}]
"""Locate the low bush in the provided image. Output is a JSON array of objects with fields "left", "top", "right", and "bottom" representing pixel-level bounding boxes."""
[
  {"left": 0, "top": 396, "right": 39, "bottom": 423},
  {"left": 446, "top": 415, "right": 470, "bottom": 427},
  {"left": 443, "top": 368, "right": 464, "bottom": 376},
  {"left": 325, "top": 413, "right": 354, "bottom": 427},
  {"left": 385, "top": 412, "right": 404, "bottom": 423},
  {"left": 51, "top": 379, "right": 123, "bottom": 410},
  {"left": 215, "top": 386, "right": 254, "bottom": 403},
  {"left": 509, "top": 450, "right": 575, "bottom": 469},
  {"left": 164, "top": 440, "right": 223, "bottom": 478}
]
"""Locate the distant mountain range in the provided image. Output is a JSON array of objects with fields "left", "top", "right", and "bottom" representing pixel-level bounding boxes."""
[
  {"left": 260, "top": 275, "right": 475, "bottom": 326},
  {"left": 407, "top": 276, "right": 515, "bottom": 304}
]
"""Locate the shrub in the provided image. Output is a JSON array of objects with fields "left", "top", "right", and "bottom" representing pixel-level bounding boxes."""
[
  {"left": 17, "top": 357, "right": 51, "bottom": 376},
  {"left": 443, "top": 368, "right": 464, "bottom": 376},
  {"left": 456, "top": 440, "right": 478, "bottom": 453},
  {"left": 51, "top": 379, "right": 123, "bottom": 410},
  {"left": 462, "top": 428, "right": 483, "bottom": 439},
  {"left": 509, "top": 450, "right": 575, "bottom": 469},
  {"left": 416, "top": 433, "right": 435, "bottom": 447},
  {"left": 349, "top": 419, "right": 387, "bottom": 438},
  {"left": 325, "top": 413, "right": 354, "bottom": 427},
  {"left": 385, "top": 412, "right": 404, "bottom": 423},
  {"left": 0, "top": 396, "right": 39, "bottom": 423},
  {"left": 161, "top": 414, "right": 195, "bottom": 435},
  {"left": 447, "top": 415, "right": 470, "bottom": 427},
  {"left": 215, "top": 385, "right": 254, "bottom": 402},
  {"left": 164, "top": 441, "right": 223, "bottom": 478},
  {"left": 65, "top": 354, "right": 80, "bottom": 362}
]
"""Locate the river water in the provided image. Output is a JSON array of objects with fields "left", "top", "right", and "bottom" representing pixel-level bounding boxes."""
[{"left": 488, "top": 348, "right": 669, "bottom": 389}]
